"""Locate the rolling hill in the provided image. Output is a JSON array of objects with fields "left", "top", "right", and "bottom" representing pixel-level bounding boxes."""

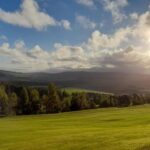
[{"left": 0, "top": 70, "right": 150, "bottom": 93}]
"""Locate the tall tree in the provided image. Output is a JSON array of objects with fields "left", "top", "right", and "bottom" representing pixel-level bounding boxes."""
[
  {"left": 0, "top": 85, "right": 8, "bottom": 115},
  {"left": 29, "top": 89, "right": 40, "bottom": 114},
  {"left": 8, "top": 92, "right": 18, "bottom": 115},
  {"left": 71, "top": 93, "right": 89, "bottom": 111},
  {"left": 46, "top": 84, "right": 61, "bottom": 113},
  {"left": 18, "top": 86, "right": 30, "bottom": 114}
]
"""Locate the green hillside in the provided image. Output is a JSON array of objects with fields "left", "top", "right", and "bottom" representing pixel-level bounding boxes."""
[
  {"left": 62, "top": 88, "right": 113, "bottom": 95},
  {"left": 0, "top": 105, "right": 150, "bottom": 150}
]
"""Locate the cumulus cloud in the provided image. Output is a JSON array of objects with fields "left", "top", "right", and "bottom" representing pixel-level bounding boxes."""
[
  {"left": 76, "top": 15, "right": 97, "bottom": 29},
  {"left": 102, "top": 0, "right": 128, "bottom": 23},
  {"left": 0, "top": 42, "right": 90, "bottom": 72},
  {"left": 0, "top": 0, "right": 71, "bottom": 31},
  {"left": 84, "top": 28, "right": 130, "bottom": 50},
  {"left": 1, "top": 10, "right": 150, "bottom": 73}
]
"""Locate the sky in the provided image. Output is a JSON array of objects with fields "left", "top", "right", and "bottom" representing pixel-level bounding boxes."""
[{"left": 0, "top": 0, "right": 150, "bottom": 73}]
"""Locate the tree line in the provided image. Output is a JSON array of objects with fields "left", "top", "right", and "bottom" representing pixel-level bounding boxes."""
[{"left": 0, "top": 83, "right": 150, "bottom": 116}]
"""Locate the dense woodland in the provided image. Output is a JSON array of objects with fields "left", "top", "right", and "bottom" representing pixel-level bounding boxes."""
[{"left": 0, "top": 83, "right": 150, "bottom": 116}]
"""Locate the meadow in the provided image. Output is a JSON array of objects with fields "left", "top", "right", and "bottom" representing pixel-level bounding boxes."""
[
  {"left": 1, "top": 105, "right": 150, "bottom": 150},
  {"left": 62, "top": 88, "right": 110, "bottom": 94}
]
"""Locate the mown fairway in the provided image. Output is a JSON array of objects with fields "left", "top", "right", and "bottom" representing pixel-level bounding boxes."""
[{"left": 1, "top": 105, "right": 150, "bottom": 150}]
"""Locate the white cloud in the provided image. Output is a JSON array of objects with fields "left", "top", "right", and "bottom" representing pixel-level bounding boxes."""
[
  {"left": 84, "top": 27, "right": 130, "bottom": 50},
  {"left": 60, "top": 20, "right": 71, "bottom": 30},
  {"left": 76, "top": 15, "right": 96, "bottom": 29},
  {"left": 0, "top": 0, "right": 71, "bottom": 31},
  {"left": 14, "top": 40, "right": 25, "bottom": 50},
  {"left": 133, "top": 11, "right": 150, "bottom": 39},
  {"left": 130, "top": 13, "right": 139, "bottom": 20},
  {"left": 76, "top": 0, "right": 128, "bottom": 23},
  {"left": 0, "top": 42, "right": 90, "bottom": 72},
  {"left": 76, "top": 0, "right": 95, "bottom": 7},
  {"left": 1, "top": 10, "right": 150, "bottom": 73},
  {"left": 102, "top": 0, "right": 128, "bottom": 23}
]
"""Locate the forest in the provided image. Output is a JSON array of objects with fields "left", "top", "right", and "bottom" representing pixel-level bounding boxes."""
[{"left": 0, "top": 83, "right": 150, "bottom": 116}]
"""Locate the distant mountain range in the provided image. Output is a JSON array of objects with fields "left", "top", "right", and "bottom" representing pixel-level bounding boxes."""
[{"left": 0, "top": 70, "right": 150, "bottom": 94}]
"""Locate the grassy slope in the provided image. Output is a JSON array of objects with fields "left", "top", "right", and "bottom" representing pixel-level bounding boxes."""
[
  {"left": 62, "top": 88, "right": 113, "bottom": 95},
  {"left": 1, "top": 105, "right": 150, "bottom": 150}
]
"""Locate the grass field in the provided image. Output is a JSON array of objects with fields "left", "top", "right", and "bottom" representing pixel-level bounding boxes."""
[
  {"left": 62, "top": 88, "right": 113, "bottom": 95},
  {"left": 1, "top": 105, "right": 150, "bottom": 150}
]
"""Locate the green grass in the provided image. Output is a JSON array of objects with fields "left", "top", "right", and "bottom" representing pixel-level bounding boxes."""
[
  {"left": 62, "top": 88, "right": 113, "bottom": 95},
  {"left": 1, "top": 105, "right": 150, "bottom": 150}
]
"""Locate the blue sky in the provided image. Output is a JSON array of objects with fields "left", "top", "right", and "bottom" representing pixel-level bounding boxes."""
[
  {"left": 0, "top": 0, "right": 150, "bottom": 72},
  {"left": 0, "top": 0, "right": 148, "bottom": 49}
]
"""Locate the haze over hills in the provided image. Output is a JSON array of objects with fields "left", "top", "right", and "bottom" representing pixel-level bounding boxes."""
[{"left": 0, "top": 70, "right": 150, "bottom": 94}]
